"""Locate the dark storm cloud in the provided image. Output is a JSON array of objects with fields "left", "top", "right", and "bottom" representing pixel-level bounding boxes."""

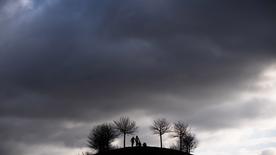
[
  {"left": 0, "top": 0, "right": 275, "bottom": 119},
  {"left": 0, "top": 0, "right": 276, "bottom": 154},
  {"left": 0, "top": 117, "right": 89, "bottom": 147}
]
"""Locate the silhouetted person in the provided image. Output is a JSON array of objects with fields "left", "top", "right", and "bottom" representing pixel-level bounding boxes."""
[
  {"left": 143, "top": 142, "right": 147, "bottom": 147},
  {"left": 130, "top": 137, "right": 135, "bottom": 147},
  {"left": 135, "top": 136, "right": 140, "bottom": 147}
]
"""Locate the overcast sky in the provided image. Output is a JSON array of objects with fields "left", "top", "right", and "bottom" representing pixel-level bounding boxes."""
[{"left": 0, "top": 0, "right": 276, "bottom": 155}]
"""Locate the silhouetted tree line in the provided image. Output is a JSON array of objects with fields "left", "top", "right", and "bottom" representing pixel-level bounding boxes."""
[{"left": 87, "top": 116, "right": 198, "bottom": 154}]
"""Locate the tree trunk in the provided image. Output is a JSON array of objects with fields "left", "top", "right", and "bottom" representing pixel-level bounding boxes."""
[
  {"left": 160, "top": 134, "right": 163, "bottom": 148},
  {"left": 123, "top": 133, "right": 126, "bottom": 148},
  {"left": 179, "top": 136, "right": 182, "bottom": 151}
]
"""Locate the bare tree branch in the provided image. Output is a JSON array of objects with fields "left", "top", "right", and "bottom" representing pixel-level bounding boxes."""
[
  {"left": 150, "top": 118, "right": 171, "bottom": 148},
  {"left": 113, "top": 116, "right": 138, "bottom": 148},
  {"left": 173, "top": 121, "right": 189, "bottom": 151}
]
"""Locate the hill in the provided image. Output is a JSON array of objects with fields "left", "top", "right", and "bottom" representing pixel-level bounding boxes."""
[{"left": 96, "top": 147, "right": 191, "bottom": 155}]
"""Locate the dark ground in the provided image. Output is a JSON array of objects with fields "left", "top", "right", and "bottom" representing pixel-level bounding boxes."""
[{"left": 96, "top": 147, "right": 191, "bottom": 155}]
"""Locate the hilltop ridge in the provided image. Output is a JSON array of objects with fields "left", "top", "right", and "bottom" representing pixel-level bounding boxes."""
[{"left": 96, "top": 147, "right": 191, "bottom": 155}]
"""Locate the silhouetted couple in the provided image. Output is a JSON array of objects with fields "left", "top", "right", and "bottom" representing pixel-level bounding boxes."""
[{"left": 131, "top": 136, "right": 141, "bottom": 147}]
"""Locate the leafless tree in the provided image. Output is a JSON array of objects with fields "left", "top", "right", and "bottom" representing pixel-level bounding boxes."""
[
  {"left": 113, "top": 116, "right": 138, "bottom": 148},
  {"left": 150, "top": 118, "right": 171, "bottom": 148},
  {"left": 87, "top": 123, "right": 118, "bottom": 153},
  {"left": 182, "top": 132, "right": 198, "bottom": 153},
  {"left": 173, "top": 121, "right": 189, "bottom": 151}
]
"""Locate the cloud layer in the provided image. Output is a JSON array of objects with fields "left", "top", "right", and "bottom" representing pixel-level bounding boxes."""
[{"left": 0, "top": 1, "right": 275, "bottom": 155}]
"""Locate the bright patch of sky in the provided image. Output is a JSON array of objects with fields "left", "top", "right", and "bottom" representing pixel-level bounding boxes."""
[{"left": 194, "top": 64, "right": 276, "bottom": 155}]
